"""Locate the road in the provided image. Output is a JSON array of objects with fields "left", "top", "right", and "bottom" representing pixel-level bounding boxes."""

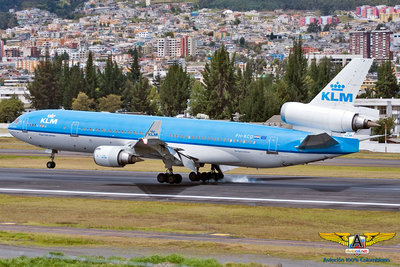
[{"left": 0, "top": 168, "right": 399, "bottom": 210}]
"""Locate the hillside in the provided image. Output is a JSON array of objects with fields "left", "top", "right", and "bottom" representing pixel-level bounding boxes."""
[
  {"left": 198, "top": 0, "right": 400, "bottom": 15},
  {"left": 0, "top": 0, "right": 85, "bottom": 19}
]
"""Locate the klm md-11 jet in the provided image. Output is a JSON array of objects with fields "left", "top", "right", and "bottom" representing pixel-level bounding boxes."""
[{"left": 9, "top": 58, "right": 379, "bottom": 184}]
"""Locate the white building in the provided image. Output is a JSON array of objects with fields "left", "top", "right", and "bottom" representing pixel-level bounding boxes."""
[
  {"left": 306, "top": 54, "right": 363, "bottom": 66},
  {"left": 0, "top": 77, "right": 32, "bottom": 106},
  {"left": 157, "top": 36, "right": 196, "bottom": 58},
  {"left": 355, "top": 98, "right": 400, "bottom": 136}
]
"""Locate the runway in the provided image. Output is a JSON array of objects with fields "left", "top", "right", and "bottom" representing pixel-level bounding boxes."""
[
  {"left": 0, "top": 168, "right": 399, "bottom": 210},
  {"left": 2, "top": 148, "right": 400, "bottom": 167}
]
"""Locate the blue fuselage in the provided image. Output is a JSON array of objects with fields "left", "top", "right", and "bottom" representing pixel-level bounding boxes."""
[{"left": 8, "top": 110, "right": 359, "bottom": 168}]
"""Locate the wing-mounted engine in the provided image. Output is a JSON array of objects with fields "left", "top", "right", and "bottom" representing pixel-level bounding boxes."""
[
  {"left": 93, "top": 146, "right": 142, "bottom": 167},
  {"left": 281, "top": 102, "right": 379, "bottom": 133}
]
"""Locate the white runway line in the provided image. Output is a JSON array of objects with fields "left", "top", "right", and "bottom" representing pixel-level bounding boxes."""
[{"left": 0, "top": 188, "right": 399, "bottom": 207}]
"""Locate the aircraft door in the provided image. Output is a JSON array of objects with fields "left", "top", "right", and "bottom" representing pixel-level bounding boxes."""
[
  {"left": 268, "top": 136, "right": 278, "bottom": 154},
  {"left": 70, "top": 121, "right": 79, "bottom": 137},
  {"left": 22, "top": 119, "right": 29, "bottom": 133}
]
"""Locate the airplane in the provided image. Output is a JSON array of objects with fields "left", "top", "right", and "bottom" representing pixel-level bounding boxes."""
[{"left": 8, "top": 58, "right": 379, "bottom": 184}]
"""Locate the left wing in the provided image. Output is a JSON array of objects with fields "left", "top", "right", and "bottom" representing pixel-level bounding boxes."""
[
  {"left": 134, "top": 120, "right": 197, "bottom": 171},
  {"left": 365, "top": 233, "right": 396, "bottom": 246}
]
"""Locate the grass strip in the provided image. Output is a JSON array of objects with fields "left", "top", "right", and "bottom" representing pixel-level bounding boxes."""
[
  {"left": 0, "top": 195, "right": 398, "bottom": 243},
  {"left": 0, "top": 251, "right": 247, "bottom": 267},
  {"left": 0, "top": 231, "right": 398, "bottom": 265}
]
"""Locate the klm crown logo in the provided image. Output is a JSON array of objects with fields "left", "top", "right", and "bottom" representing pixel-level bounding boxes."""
[
  {"left": 322, "top": 81, "right": 353, "bottom": 102},
  {"left": 330, "top": 82, "right": 345, "bottom": 91}
]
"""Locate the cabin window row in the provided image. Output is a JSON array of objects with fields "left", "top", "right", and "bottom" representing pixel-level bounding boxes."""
[
  {"left": 169, "top": 134, "right": 256, "bottom": 144},
  {"left": 29, "top": 123, "right": 47, "bottom": 128},
  {"left": 79, "top": 128, "right": 144, "bottom": 135}
]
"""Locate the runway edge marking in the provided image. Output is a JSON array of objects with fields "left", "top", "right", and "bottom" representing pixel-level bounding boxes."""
[{"left": 0, "top": 188, "right": 399, "bottom": 207}]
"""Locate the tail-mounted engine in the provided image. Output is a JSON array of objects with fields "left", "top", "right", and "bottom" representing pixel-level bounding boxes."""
[
  {"left": 281, "top": 102, "right": 379, "bottom": 133},
  {"left": 93, "top": 146, "right": 142, "bottom": 167}
]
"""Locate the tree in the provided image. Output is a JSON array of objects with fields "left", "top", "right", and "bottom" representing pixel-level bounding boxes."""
[
  {"left": 189, "top": 81, "right": 207, "bottom": 116},
  {"left": 98, "top": 94, "right": 122, "bottom": 112},
  {"left": 373, "top": 117, "right": 395, "bottom": 143},
  {"left": 307, "top": 22, "right": 321, "bottom": 33},
  {"left": 239, "top": 37, "right": 246, "bottom": 47},
  {"left": 126, "top": 78, "right": 153, "bottom": 114},
  {"left": 202, "top": 46, "right": 237, "bottom": 119},
  {"left": 71, "top": 92, "right": 95, "bottom": 111},
  {"left": 276, "top": 38, "right": 308, "bottom": 105},
  {"left": 241, "top": 75, "right": 278, "bottom": 122},
  {"left": 0, "top": 95, "right": 24, "bottom": 123},
  {"left": 375, "top": 61, "right": 399, "bottom": 98},
  {"left": 128, "top": 47, "right": 141, "bottom": 83},
  {"left": 307, "top": 57, "right": 337, "bottom": 101},
  {"left": 147, "top": 86, "right": 161, "bottom": 115},
  {"left": 99, "top": 56, "right": 125, "bottom": 98},
  {"left": 164, "top": 32, "right": 174, "bottom": 38},
  {"left": 62, "top": 64, "right": 86, "bottom": 109},
  {"left": 27, "top": 50, "right": 60, "bottom": 109},
  {"left": 159, "top": 64, "right": 191, "bottom": 116},
  {"left": 85, "top": 51, "right": 98, "bottom": 99}
]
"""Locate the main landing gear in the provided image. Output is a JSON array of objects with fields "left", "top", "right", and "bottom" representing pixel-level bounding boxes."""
[
  {"left": 189, "top": 164, "right": 224, "bottom": 183},
  {"left": 46, "top": 149, "right": 57, "bottom": 169},
  {"left": 157, "top": 168, "right": 182, "bottom": 184},
  {"left": 157, "top": 165, "right": 224, "bottom": 184}
]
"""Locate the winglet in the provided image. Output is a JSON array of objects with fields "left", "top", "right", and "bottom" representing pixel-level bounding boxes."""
[{"left": 144, "top": 120, "right": 162, "bottom": 139}]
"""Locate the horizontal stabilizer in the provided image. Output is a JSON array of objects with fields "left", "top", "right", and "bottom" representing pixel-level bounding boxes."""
[{"left": 298, "top": 133, "right": 338, "bottom": 150}]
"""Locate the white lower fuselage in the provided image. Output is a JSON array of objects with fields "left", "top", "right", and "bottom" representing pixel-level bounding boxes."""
[{"left": 10, "top": 129, "right": 337, "bottom": 169}]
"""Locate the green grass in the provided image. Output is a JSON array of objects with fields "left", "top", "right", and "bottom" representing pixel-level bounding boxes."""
[
  {"left": 0, "top": 231, "right": 100, "bottom": 247},
  {"left": 0, "top": 195, "right": 398, "bottom": 264},
  {"left": 0, "top": 195, "right": 398, "bottom": 243},
  {"left": 0, "top": 252, "right": 246, "bottom": 267}
]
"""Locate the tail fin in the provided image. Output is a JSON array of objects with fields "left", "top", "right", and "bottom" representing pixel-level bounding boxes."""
[{"left": 309, "top": 58, "right": 373, "bottom": 107}]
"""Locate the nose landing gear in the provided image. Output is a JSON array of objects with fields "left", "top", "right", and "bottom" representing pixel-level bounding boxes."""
[{"left": 46, "top": 149, "right": 57, "bottom": 169}]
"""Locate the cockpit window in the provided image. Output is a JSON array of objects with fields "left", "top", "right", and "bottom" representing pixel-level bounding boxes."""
[{"left": 12, "top": 118, "right": 20, "bottom": 124}]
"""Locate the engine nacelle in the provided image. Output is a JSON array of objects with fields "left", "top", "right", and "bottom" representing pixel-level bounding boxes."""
[
  {"left": 281, "top": 102, "right": 377, "bottom": 133},
  {"left": 93, "top": 146, "right": 141, "bottom": 167}
]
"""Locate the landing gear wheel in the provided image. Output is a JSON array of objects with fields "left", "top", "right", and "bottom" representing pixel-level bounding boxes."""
[
  {"left": 157, "top": 173, "right": 166, "bottom": 183},
  {"left": 167, "top": 174, "right": 176, "bottom": 184},
  {"left": 46, "top": 161, "right": 55, "bottom": 169},
  {"left": 200, "top": 172, "right": 209, "bottom": 182},
  {"left": 174, "top": 174, "right": 182, "bottom": 184},
  {"left": 189, "top": 172, "right": 199, "bottom": 182},
  {"left": 211, "top": 172, "right": 219, "bottom": 181}
]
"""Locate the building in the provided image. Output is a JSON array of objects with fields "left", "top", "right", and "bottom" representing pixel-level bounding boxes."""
[
  {"left": 0, "top": 40, "right": 3, "bottom": 59},
  {"left": 0, "top": 76, "right": 32, "bottom": 106},
  {"left": 349, "top": 30, "right": 392, "bottom": 61},
  {"left": 355, "top": 98, "right": 400, "bottom": 136},
  {"left": 15, "top": 60, "right": 40, "bottom": 73},
  {"left": 306, "top": 54, "right": 362, "bottom": 66},
  {"left": 349, "top": 31, "right": 371, "bottom": 58},
  {"left": 157, "top": 36, "right": 196, "bottom": 58},
  {"left": 178, "top": 36, "right": 196, "bottom": 57},
  {"left": 371, "top": 30, "right": 393, "bottom": 61}
]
